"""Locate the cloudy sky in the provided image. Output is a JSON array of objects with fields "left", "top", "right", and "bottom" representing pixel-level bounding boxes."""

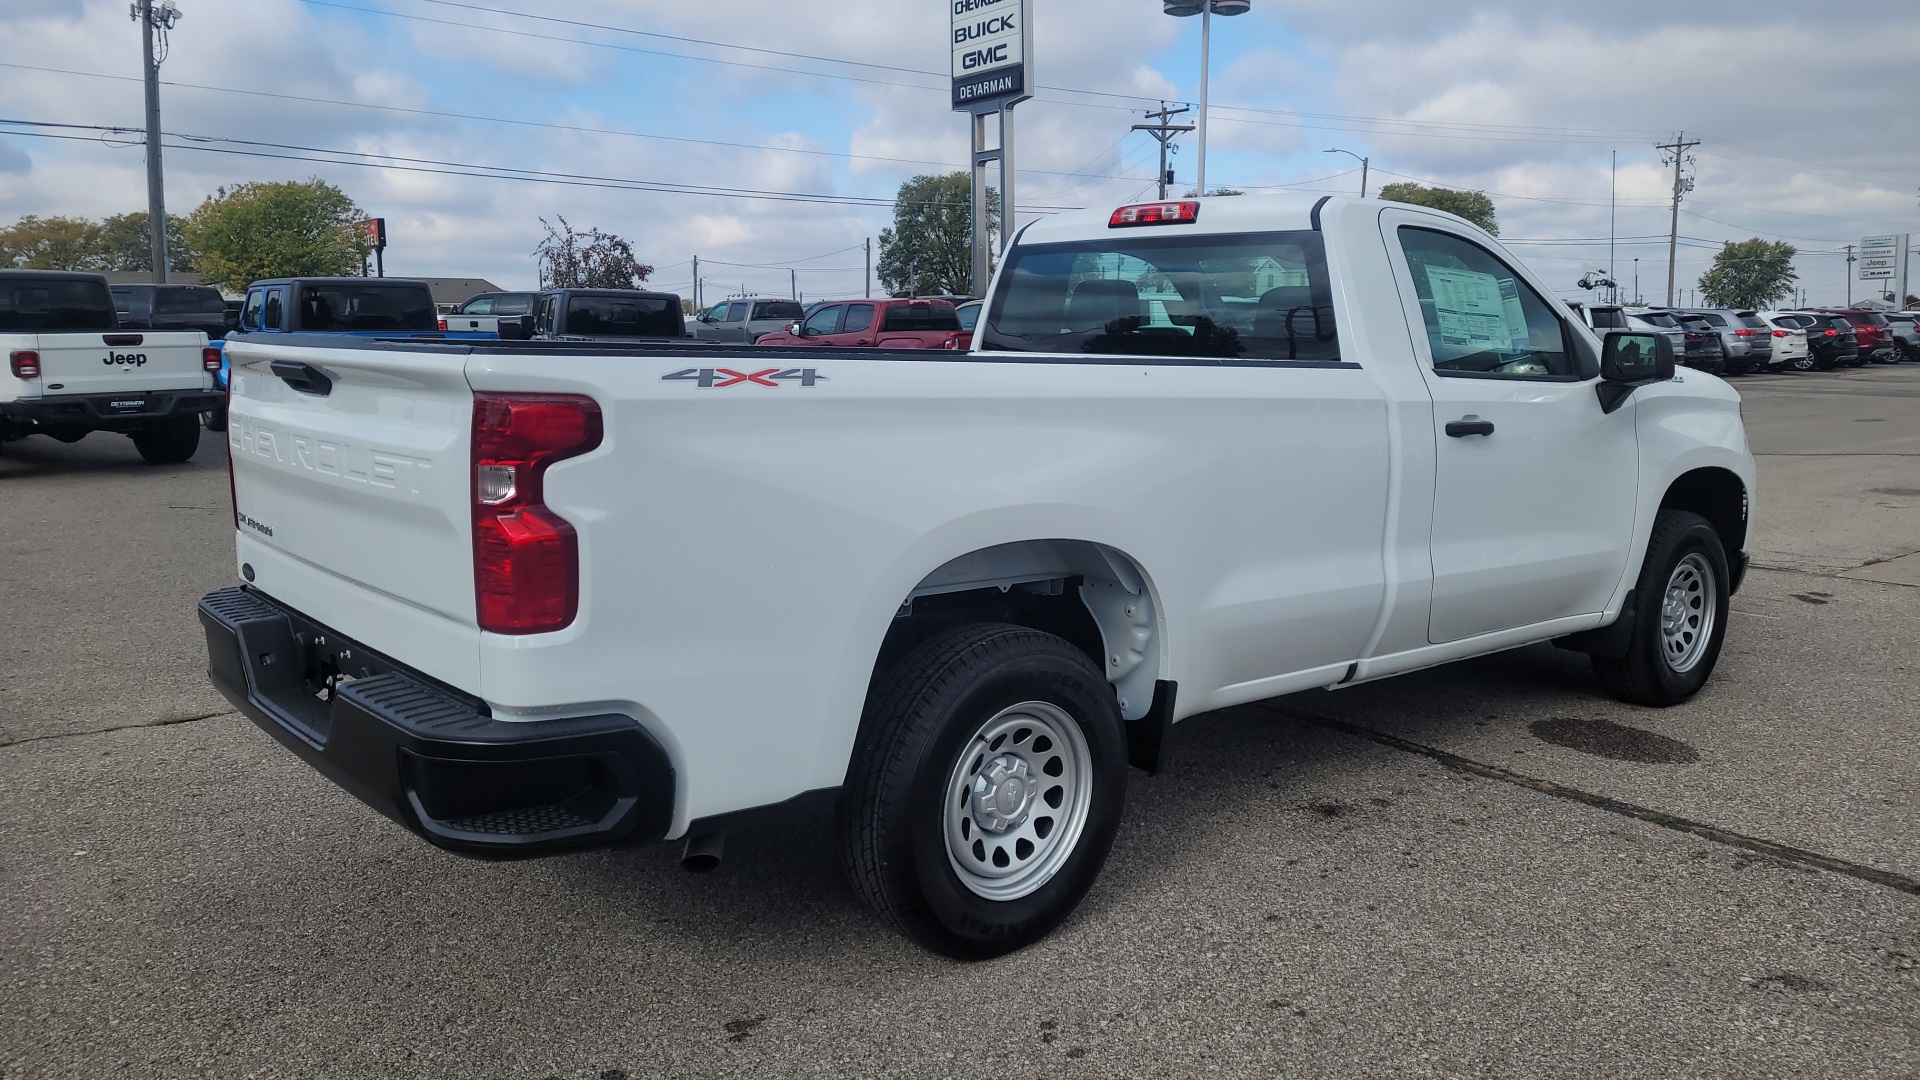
[{"left": 3, "top": 0, "right": 1915, "bottom": 306}]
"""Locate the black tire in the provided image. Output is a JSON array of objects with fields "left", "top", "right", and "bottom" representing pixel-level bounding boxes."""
[
  {"left": 131, "top": 415, "right": 201, "bottom": 464},
  {"left": 1591, "top": 509, "right": 1731, "bottom": 707},
  {"left": 840, "top": 623, "right": 1128, "bottom": 959},
  {"left": 202, "top": 405, "right": 227, "bottom": 433}
]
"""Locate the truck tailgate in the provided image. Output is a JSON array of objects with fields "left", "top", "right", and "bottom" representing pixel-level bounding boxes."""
[
  {"left": 227, "top": 339, "right": 478, "bottom": 647},
  {"left": 36, "top": 331, "right": 207, "bottom": 395}
]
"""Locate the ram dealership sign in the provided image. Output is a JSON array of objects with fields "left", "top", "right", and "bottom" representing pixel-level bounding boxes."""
[{"left": 951, "top": 0, "right": 1031, "bottom": 111}]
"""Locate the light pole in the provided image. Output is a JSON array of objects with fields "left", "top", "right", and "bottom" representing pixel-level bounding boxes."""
[
  {"left": 1323, "top": 147, "right": 1369, "bottom": 198},
  {"left": 1162, "top": 1, "right": 1249, "bottom": 197}
]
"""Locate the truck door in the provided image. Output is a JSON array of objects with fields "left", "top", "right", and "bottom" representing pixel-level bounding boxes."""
[{"left": 1382, "top": 214, "right": 1639, "bottom": 643}]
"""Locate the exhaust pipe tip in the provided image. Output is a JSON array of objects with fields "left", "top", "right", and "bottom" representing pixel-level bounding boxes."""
[{"left": 681, "top": 831, "right": 724, "bottom": 873}]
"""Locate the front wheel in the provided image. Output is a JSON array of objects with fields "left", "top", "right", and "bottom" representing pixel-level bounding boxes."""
[
  {"left": 840, "top": 623, "right": 1128, "bottom": 959},
  {"left": 1592, "top": 510, "right": 1731, "bottom": 707}
]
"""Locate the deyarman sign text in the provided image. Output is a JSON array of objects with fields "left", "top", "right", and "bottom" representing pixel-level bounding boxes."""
[{"left": 951, "top": 0, "right": 1030, "bottom": 110}]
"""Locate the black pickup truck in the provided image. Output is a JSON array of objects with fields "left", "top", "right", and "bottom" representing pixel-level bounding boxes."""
[{"left": 497, "top": 288, "right": 689, "bottom": 341}]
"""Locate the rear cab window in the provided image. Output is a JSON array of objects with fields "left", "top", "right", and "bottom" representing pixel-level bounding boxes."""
[
  {"left": 564, "top": 294, "right": 682, "bottom": 337},
  {"left": 0, "top": 277, "right": 118, "bottom": 331},
  {"left": 983, "top": 230, "right": 1339, "bottom": 361},
  {"left": 154, "top": 286, "right": 226, "bottom": 315},
  {"left": 881, "top": 303, "right": 960, "bottom": 333},
  {"left": 297, "top": 285, "right": 435, "bottom": 331},
  {"left": 752, "top": 301, "right": 804, "bottom": 321}
]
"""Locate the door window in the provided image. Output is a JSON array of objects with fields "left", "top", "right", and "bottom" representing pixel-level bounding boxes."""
[
  {"left": 842, "top": 304, "right": 875, "bottom": 333},
  {"left": 724, "top": 302, "right": 749, "bottom": 323},
  {"left": 242, "top": 290, "right": 265, "bottom": 329},
  {"left": 1397, "top": 227, "right": 1579, "bottom": 379},
  {"left": 464, "top": 297, "right": 494, "bottom": 315},
  {"left": 262, "top": 289, "right": 284, "bottom": 331},
  {"left": 803, "top": 305, "right": 843, "bottom": 336}
]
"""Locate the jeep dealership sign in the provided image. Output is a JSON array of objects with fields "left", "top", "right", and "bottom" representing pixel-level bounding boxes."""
[{"left": 952, "top": 0, "right": 1031, "bottom": 111}]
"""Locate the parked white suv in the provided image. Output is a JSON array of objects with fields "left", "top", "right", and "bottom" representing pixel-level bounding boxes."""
[{"left": 202, "top": 195, "right": 1755, "bottom": 957}]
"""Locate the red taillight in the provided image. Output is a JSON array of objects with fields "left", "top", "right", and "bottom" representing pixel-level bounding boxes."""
[
  {"left": 1110, "top": 201, "right": 1200, "bottom": 228},
  {"left": 438, "top": 318, "right": 449, "bottom": 331},
  {"left": 1771, "top": 329, "right": 1788, "bottom": 337},
  {"left": 1734, "top": 328, "right": 1757, "bottom": 337},
  {"left": 471, "top": 393, "right": 603, "bottom": 634},
  {"left": 1824, "top": 329, "right": 1839, "bottom": 337},
  {"left": 9, "top": 350, "right": 40, "bottom": 379},
  {"left": 203, "top": 346, "right": 223, "bottom": 372}
]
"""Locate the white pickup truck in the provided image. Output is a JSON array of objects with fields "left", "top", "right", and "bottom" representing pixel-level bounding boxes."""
[
  {"left": 199, "top": 195, "right": 1754, "bottom": 957},
  {"left": 3, "top": 270, "right": 222, "bottom": 463}
]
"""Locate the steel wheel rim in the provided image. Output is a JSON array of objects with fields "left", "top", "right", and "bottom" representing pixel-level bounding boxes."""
[
  {"left": 942, "top": 700, "right": 1093, "bottom": 902},
  {"left": 1660, "top": 553, "right": 1717, "bottom": 674}
]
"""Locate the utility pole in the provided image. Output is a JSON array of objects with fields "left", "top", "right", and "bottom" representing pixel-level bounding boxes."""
[
  {"left": 691, "top": 256, "right": 699, "bottom": 308},
  {"left": 864, "top": 237, "right": 871, "bottom": 298},
  {"left": 132, "top": 0, "right": 181, "bottom": 283},
  {"left": 790, "top": 267, "right": 796, "bottom": 300},
  {"left": 1132, "top": 103, "right": 1194, "bottom": 200},
  {"left": 1844, "top": 244, "right": 1855, "bottom": 306},
  {"left": 1656, "top": 132, "right": 1700, "bottom": 307}
]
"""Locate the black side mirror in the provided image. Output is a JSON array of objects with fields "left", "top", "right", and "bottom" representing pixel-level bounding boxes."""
[
  {"left": 497, "top": 314, "right": 536, "bottom": 340},
  {"left": 1596, "top": 331, "right": 1675, "bottom": 413}
]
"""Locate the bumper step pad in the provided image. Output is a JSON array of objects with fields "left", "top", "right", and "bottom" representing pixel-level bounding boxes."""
[{"left": 198, "top": 586, "right": 674, "bottom": 856}]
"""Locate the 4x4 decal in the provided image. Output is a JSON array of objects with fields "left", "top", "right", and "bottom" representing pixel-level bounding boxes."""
[{"left": 662, "top": 367, "right": 827, "bottom": 388}]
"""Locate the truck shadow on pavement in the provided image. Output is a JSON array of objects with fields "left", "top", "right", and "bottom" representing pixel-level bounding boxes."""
[
  {"left": 543, "top": 643, "right": 1621, "bottom": 957},
  {"left": 0, "top": 433, "right": 228, "bottom": 479}
]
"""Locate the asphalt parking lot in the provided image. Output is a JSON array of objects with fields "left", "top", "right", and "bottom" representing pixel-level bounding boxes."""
[{"left": 3, "top": 367, "right": 1916, "bottom": 1079}]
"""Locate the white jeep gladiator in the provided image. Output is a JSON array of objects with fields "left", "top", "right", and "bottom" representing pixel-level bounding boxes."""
[
  {"left": 3, "top": 270, "right": 221, "bottom": 463},
  {"left": 199, "top": 195, "right": 1754, "bottom": 957}
]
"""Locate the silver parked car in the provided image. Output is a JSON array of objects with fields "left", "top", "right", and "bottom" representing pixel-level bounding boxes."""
[
  {"left": 1674, "top": 308, "right": 1774, "bottom": 375},
  {"left": 689, "top": 297, "right": 807, "bottom": 343}
]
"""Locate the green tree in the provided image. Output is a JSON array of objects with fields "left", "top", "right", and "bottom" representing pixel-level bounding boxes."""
[
  {"left": 0, "top": 215, "right": 109, "bottom": 269},
  {"left": 1377, "top": 181, "right": 1500, "bottom": 236},
  {"left": 877, "top": 172, "right": 997, "bottom": 296},
  {"left": 99, "top": 212, "right": 195, "bottom": 272},
  {"left": 1697, "top": 239, "right": 1798, "bottom": 310},
  {"left": 185, "top": 179, "right": 369, "bottom": 291},
  {"left": 533, "top": 216, "right": 653, "bottom": 289}
]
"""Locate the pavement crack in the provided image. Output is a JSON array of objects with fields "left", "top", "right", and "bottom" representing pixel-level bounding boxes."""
[
  {"left": 0, "top": 710, "right": 236, "bottom": 750},
  {"left": 1270, "top": 706, "right": 1920, "bottom": 899}
]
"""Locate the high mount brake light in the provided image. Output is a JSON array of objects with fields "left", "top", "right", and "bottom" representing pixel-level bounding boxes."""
[
  {"left": 203, "top": 346, "right": 223, "bottom": 372},
  {"left": 1110, "top": 201, "right": 1201, "bottom": 228},
  {"left": 471, "top": 393, "right": 603, "bottom": 634},
  {"left": 9, "top": 350, "right": 40, "bottom": 379}
]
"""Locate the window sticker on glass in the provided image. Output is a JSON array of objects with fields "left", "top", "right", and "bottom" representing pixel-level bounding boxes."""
[{"left": 1424, "top": 266, "right": 1524, "bottom": 352}]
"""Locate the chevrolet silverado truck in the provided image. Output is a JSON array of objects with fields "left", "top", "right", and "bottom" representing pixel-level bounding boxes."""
[
  {"left": 200, "top": 195, "right": 1755, "bottom": 958},
  {"left": 3, "top": 269, "right": 221, "bottom": 463}
]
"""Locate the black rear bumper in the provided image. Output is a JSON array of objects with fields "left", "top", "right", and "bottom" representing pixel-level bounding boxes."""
[
  {"left": 198, "top": 586, "right": 674, "bottom": 857},
  {"left": 3, "top": 389, "right": 223, "bottom": 430}
]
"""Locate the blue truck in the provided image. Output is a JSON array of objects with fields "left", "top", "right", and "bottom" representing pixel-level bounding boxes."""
[{"left": 206, "top": 277, "right": 496, "bottom": 430}]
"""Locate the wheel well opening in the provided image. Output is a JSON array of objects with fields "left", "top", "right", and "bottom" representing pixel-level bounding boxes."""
[
  {"left": 1660, "top": 468, "right": 1747, "bottom": 556},
  {"left": 874, "top": 579, "right": 1107, "bottom": 681}
]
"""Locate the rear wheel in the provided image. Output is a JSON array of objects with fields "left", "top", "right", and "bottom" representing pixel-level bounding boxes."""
[
  {"left": 131, "top": 415, "right": 201, "bottom": 464},
  {"left": 841, "top": 623, "right": 1127, "bottom": 959},
  {"left": 1592, "top": 510, "right": 1731, "bottom": 707}
]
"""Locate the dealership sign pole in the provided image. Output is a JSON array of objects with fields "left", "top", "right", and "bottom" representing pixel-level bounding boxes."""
[{"left": 952, "top": 0, "right": 1032, "bottom": 296}]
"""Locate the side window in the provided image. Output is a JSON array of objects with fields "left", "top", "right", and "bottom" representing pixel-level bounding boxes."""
[
  {"left": 465, "top": 297, "right": 493, "bottom": 315},
  {"left": 538, "top": 295, "right": 558, "bottom": 334},
  {"left": 803, "top": 305, "right": 843, "bottom": 335},
  {"left": 262, "top": 289, "right": 284, "bottom": 331},
  {"left": 724, "top": 302, "right": 748, "bottom": 323},
  {"left": 842, "top": 304, "right": 875, "bottom": 333},
  {"left": 703, "top": 302, "right": 728, "bottom": 323},
  {"left": 1397, "top": 227, "right": 1577, "bottom": 379},
  {"left": 242, "top": 290, "right": 264, "bottom": 329},
  {"left": 110, "top": 288, "right": 133, "bottom": 314}
]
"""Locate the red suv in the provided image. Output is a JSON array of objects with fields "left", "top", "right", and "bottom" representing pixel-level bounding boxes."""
[
  {"left": 1796, "top": 309, "right": 1899, "bottom": 363},
  {"left": 754, "top": 298, "right": 971, "bottom": 350}
]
